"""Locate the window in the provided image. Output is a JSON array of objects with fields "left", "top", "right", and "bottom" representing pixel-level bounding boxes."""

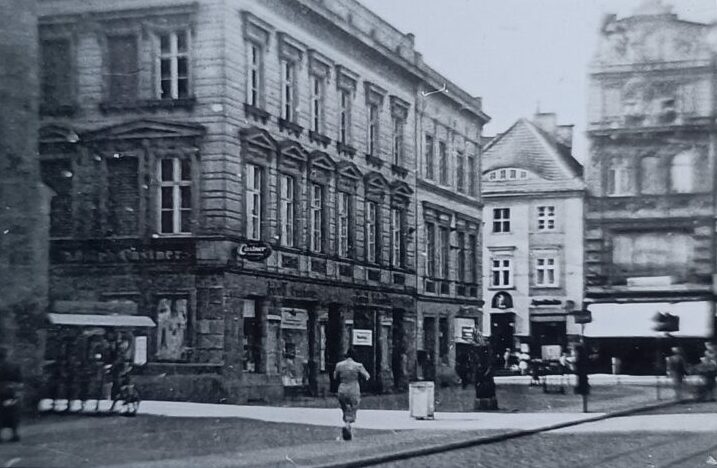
[
  {"left": 438, "top": 141, "right": 448, "bottom": 185},
  {"left": 156, "top": 297, "right": 190, "bottom": 361},
  {"left": 391, "top": 208, "right": 404, "bottom": 267},
  {"left": 246, "top": 41, "right": 263, "bottom": 107},
  {"left": 157, "top": 30, "right": 189, "bottom": 100},
  {"left": 640, "top": 156, "right": 662, "bottom": 194},
  {"left": 310, "top": 184, "right": 324, "bottom": 252},
  {"left": 159, "top": 158, "right": 191, "bottom": 234},
  {"left": 457, "top": 231, "right": 466, "bottom": 282},
  {"left": 456, "top": 150, "right": 465, "bottom": 193},
  {"left": 280, "top": 175, "right": 294, "bottom": 247},
  {"left": 491, "top": 257, "right": 512, "bottom": 287},
  {"left": 670, "top": 151, "right": 695, "bottom": 193},
  {"left": 339, "top": 89, "right": 352, "bottom": 145},
  {"left": 425, "top": 135, "right": 435, "bottom": 180},
  {"left": 40, "top": 159, "right": 73, "bottom": 237},
  {"left": 606, "top": 159, "right": 632, "bottom": 196},
  {"left": 310, "top": 75, "right": 325, "bottom": 133},
  {"left": 107, "top": 35, "right": 138, "bottom": 101},
  {"left": 468, "top": 155, "right": 476, "bottom": 196},
  {"left": 367, "top": 104, "right": 379, "bottom": 155},
  {"left": 108, "top": 157, "right": 140, "bottom": 236},
  {"left": 438, "top": 226, "right": 449, "bottom": 279},
  {"left": 492, "top": 208, "right": 510, "bottom": 233},
  {"left": 242, "top": 299, "right": 262, "bottom": 373},
  {"left": 40, "top": 39, "right": 72, "bottom": 109},
  {"left": 468, "top": 233, "right": 478, "bottom": 283},
  {"left": 366, "top": 201, "right": 379, "bottom": 263},
  {"left": 280, "top": 60, "right": 295, "bottom": 121},
  {"left": 246, "top": 164, "right": 262, "bottom": 240},
  {"left": 537, "top": 206, "right": 556, "bottom": 231},
  {"left": 392, "top": 117, "right": 404, "bottom": 166},
  {"left": 535, "top": 257, "right": 558, "bottom": 287},
  {"left": 425, "top": 222, "right": 435, "bottom": 277},
  {"left": 338, "top": 192, "right": 351, "bottom": 258}
]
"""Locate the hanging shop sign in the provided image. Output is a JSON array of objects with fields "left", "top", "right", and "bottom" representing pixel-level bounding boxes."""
[
  {"left": 352, "top": 329, "right": 373, "bottom": 346},
  {"left": 280, "top": 308, "right": 308, "bottom": 330},
  {"left": 236, "top": 240, "right": 272, "bottom": 262},
  {"left": 133, "top": 336, "right": 148, "bottom": 366}
]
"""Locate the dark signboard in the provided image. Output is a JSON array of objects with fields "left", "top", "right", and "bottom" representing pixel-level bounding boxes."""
[
  {"left": 491, "top": 291, "right": 513, "bottom": 310},
  {"left": 236, "top": 240, "right": 272, "bottom": 262}
]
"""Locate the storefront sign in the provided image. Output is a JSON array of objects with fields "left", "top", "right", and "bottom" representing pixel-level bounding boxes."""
[
  {"left": 531, "top": 298, "right": 562, "bottom": 307},
  {"left": 381, "top": 317, "right": 393, "bottom": 326},
  {"left": 236, "top": 240, "right": 272, "bottom": 262},
  {"left": 51, "top": 240, "right": 194, "bottom": 264},
  {"left": 352, "top": 329, "right": 373, "bottom": 346},
  {"left": 133, "top": 336, "right": 147, "bottom": 366},
  {"left": 541, "top": 345, "right": 562, "bottom": 361},
  {"left": 454, "top": 317, "right": 476, "bottom": 344},
  {"left": 280, "top": 308, "right": 308, "bottom": 330}
]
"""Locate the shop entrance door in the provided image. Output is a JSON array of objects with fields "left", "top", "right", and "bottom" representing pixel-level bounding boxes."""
[
  {"left": 490, "top": 313, "right": 515, "bottom": 356},
  {"left": 532, "top": 320, "right": 567, "bottom": 357},
  {"left": 326, "top": 305, "right": 342, "bottom": 393},
  {"left": 391, "top": 309, "right": 406, "bottom": 391},
  {"left": 353, "top": 307, "right": 377, "bottom": 393},
  {"left": 422, "top": 317, "right": 436, "bottom": 381}
]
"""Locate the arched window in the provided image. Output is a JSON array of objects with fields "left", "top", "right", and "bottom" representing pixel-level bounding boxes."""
[
  {"left": 639, "top": 156, "right": 662, "bottom": 194},
  {"left": 670, "top": 150, "right": 695, "bottom": 193},
  {"left": 606, "top": 159, "right": 632, "bottom": 196}
]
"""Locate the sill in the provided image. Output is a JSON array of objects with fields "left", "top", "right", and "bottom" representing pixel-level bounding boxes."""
[
  {"left": 337, "top": 141, "right": 357, "bottom": 157},
  {"left": 365, "top": 153, "right": 383, "bottom": 168},
  {"left": 40, "top": 103, "right": 77, "bottom": 117},
  {"left": 488, "top": 285, "right": 515, "bottom": 290},
  {"left": 391, "top": 164, "right": 409, "bottom": 178},
  {"left": 308, "top": 130, "right": 331, "bottom": 148},
  {"left": 100, "top": 97, "right": 196, "bottom": 113},
  {"left": 277, "top": 117, "right": 304, "bottom": 137},
  {"left": 534, "top": 285, "right": 561, "bottom": 290},
  {"left": 244, "top": 103, "right": 270, "bottom": 124}
]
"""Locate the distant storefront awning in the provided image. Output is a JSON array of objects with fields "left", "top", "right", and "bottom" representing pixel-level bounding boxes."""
[
  {"left": 48, "top": 313, "right": 156, "bottom": 328},
  {"left": 584, "top": 301, "right": 712, "bottom": 338}
]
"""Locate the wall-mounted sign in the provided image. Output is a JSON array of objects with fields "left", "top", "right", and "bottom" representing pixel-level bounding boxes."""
[
  {"left": 237, "top": 240, "right": 272, "bottom": 262},
  {"left": 51, "top": 239, "right": 194, "bottom": 264},
  {"left": 280, "top": 308, "right": 308, "bottom": 330},
  {"left": 352, "top": 329, "right": 373, "bottom": 346},
  {"left": 491, "top": 292, "right": 513, "bottom": 310},
  {"left": 133, "top": 336, "right": 147, "bottom": 366},
  {"left": 454, "top": 317, "right": 476, "bottom": 344},
  {"left": 531, "top": 298, "right": 562, "bottom": 307}
]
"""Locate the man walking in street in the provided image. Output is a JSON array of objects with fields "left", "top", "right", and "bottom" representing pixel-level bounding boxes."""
[
  {"left": 666, "top": 347, "right": 687, "bottom": 401},
  {"left": 0, "top": 347, "right": 23, "bottom": 442}
]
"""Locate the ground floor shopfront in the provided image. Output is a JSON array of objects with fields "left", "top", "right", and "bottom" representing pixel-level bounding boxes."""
[{"left": 583, "top": 297, "right": 716, "bottom": 374}]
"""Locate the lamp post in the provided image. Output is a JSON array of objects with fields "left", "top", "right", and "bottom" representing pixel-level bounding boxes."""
[{"left": 572, "top": 309, "right": 592, "bottom": 413}]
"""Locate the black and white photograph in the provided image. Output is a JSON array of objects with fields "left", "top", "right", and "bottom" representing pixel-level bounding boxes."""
[{"left": 1, "top": 0, "right": 716, "bottom": 466}]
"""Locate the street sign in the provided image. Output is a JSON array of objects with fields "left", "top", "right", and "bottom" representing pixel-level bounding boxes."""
[{"left": 573, "top": 310, "right": 592, "bottom": 324}]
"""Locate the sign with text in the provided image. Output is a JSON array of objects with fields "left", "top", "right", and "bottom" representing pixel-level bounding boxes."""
[
  {"left": 236, "top": 240, "right": 272, "bottom": 262},
  {"left": 51, "top": 239, "right": 194, "bottom": 265},
  {"left": 352, "top": 329, "right": 373, "bottom": 346},
  {"left": 280, "top": 308, "right": 308, "bottom": 330},
  {"left": 133, "top": 336, "right": 147, "bottom": 366}
]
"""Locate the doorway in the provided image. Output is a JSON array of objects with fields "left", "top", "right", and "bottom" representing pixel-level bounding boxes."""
[
  {"left": 490, "top": 313, "right": 515, "bottom": 356},
  {"left": 326, "top": 304, "right": 342, "bottom": 393}
]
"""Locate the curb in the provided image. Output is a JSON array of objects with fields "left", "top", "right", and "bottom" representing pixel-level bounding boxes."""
[{"left": 310, "top": 397, "right": 692, "bottom": 468}]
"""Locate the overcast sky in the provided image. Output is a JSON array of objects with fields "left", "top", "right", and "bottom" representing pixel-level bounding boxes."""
[{"left": 359, "top": 0, "right": 717, "bottom": 161}]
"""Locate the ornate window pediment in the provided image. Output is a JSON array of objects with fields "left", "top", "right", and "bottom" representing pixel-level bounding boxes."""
[
  {"left": 336, "top": 65, "right": 358, "bottom": 91},
  {"left": 241, "top": 11, "right": 272, "bottom": 47},
  {"left": 278, "top": 139, "right": 307, "bottom": 172},
  {"left": 309, "top": 150, "right": 335, "bottom": 183},
  {"left": 337, "top": 160, "right": 361, "bottom": 193},
  {"left": 85, "top": 119, "right": 205, "bottom": 142},
  {"left": 389, "top": 180, "right": 412, "bottom": 207},
  {"left": 278, "top": 32, "right": 305, "bottom": 63},
  {"left": 240, "top": 126, "right": 276, "bottom": 154},
  {"left": 308, "top": 49, "right": 333, "bottom": 79},
  {"left": 389, "top": 95, "right": 410, "bottom": 119},
  {"left": 364, "top": 171, "right": 389, "bottom": 201},
  {"left": 364, "top": 81, "right": 387, "bottom": 105}
]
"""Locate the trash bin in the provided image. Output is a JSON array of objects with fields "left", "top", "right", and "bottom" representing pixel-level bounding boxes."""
[{"left": 409, "top": 381, "right": 435, "bottom": 420}]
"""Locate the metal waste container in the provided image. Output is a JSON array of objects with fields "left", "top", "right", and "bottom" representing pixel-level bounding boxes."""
[{"left": 409, "top": 381, "right": 435, "bottom": 419}]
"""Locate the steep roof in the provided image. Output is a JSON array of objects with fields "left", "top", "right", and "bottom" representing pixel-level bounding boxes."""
[{"left": 482, "top": 118, "right": 584, "bottom": 195}]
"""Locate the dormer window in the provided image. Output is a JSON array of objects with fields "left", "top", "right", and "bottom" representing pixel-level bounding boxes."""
[{"left": 486, "top": 168, "right": 528, "bottom": 181}]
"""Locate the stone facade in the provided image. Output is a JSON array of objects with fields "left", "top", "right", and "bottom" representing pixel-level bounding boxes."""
[
  {"left": 584, "top": 1, "right": 716, "bottom": 373},
  {"left": 37, "top": 0, "right": 488, "bottom": 401},
  {"left": 481, "top": 115, "right": 585, "bottom": 361}
]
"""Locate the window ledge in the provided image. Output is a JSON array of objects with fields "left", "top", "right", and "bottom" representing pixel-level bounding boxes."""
[
  {"left": 391, "top": 164, "right": 409, "bottom": 178},
  {"left": 308, "top": 130, "right": 331, "bottom": 148},
  {"left": 365, "top": 153, "right": 383, "bottom": 168},
  {"left": 278, "top": 117, "right": 304, "bottom": 137},
  {"left": 244, "top": 103, "right": 270, "bottom": 124},
  {"left": 488, "top": 285, "right": 515, "bottom": 290},
  {"left": 100, "top": 97, "right": 196, "bottom": 113},
  {"left": 337, "top": 141, "right": 357, "bottom": 158},
  {"left": 40, "top": 103, "right": 77, "bottom": 117}
]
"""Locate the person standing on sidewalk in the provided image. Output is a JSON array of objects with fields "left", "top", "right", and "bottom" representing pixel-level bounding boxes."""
[
  {"left": 333, "top": 349, "right": 370, "bottom": 441},
  {"left": 666, "top": 347, "right": 687, "bottom": 401},
  {"left": 0, "top": 347, "right": 23, "bottom": 442}
]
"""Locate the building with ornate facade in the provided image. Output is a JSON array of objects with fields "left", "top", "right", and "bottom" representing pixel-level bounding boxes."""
[
  {"left": 37, "top": 0, "right": 488, "bottom": 401},
  {"left": 584, "top": 1, "right": 716, "bottom": 373},
  {"left": 481, "top": 114, "right": 584, "bottom": 360}
]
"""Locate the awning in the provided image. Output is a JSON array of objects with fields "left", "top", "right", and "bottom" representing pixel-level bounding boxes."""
[
  {"left": 48, "top": 313, "right": 156, "bottom": 328},
  {"left": 584, "top": 301, "right": 712, "bottom": 338}
]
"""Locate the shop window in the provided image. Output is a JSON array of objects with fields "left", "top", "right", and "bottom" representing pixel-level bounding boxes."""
[
  {"left": 242, "top": 299, "right": 262, "bottom": 373},
  {"left": 156, "top": 29, "right": 190, "bottom": 100},
  {"left": 155, "top": 297, "right": 190, "bottom": 361},
  {"left": 280, "top": 307, "right": 309, "bottom": 387},
  {"left": 381, "top": 323, "right": 391, "bottom": 371},
  {"left": 319, "top": 322, "right": 327, "bottom": 373},
  {"left": 439, "top": 317, "right": 449, "bottom": 365}
]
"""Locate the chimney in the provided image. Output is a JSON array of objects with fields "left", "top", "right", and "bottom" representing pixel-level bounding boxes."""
[
  {"left": 556, "top": 124, "right": 574, "bottom": 149},
  {"left": 533, "top": 112, "right": 557, "bottom": 137}
]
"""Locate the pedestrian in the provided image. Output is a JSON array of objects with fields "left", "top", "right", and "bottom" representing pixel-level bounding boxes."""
[
  {"left": 697, "top": 341, "right": 716, "bottom": 401},
  {"left": 332, "top": 349, "right": 370, "bottom": 441},
  {"left": 0, "top": 347, "right": 23, "bottom": 442},
  {"left": 503, "top": 348, "right": 511, "bottom": 370},
  {"left": 666, "top": 347, "right": 687, "bottom": 401}
]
